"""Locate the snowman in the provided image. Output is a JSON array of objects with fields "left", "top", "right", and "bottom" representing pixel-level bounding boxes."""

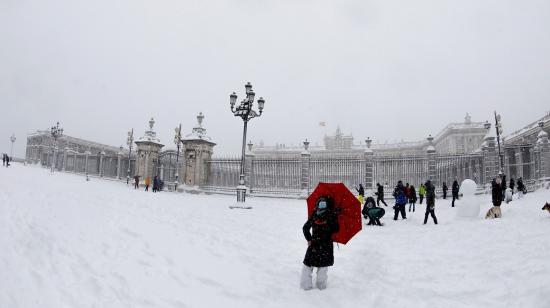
[{"left": 456, "top": 179, "right": 480, "bottom": 218}]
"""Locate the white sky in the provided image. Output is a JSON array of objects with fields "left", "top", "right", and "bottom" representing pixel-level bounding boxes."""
[{"left": 1, "top": 0, "right": 550, "bottom": 157}]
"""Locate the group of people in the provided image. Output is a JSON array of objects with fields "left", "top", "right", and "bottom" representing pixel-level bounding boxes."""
[
  {"left": 133, "top": 175, "right": 164, "bottom": 192},
  {"left": 487, "top": 173, "right": 528, "bottom": 218},
  {"left": 301, "top": 173, "right": 531, "bottom": 291},
  {"left": 2, "top": 154, "right": 10, "bottom": 167},
  {"left": 391, "top": 180, "right": 438, "bottom": 224}
]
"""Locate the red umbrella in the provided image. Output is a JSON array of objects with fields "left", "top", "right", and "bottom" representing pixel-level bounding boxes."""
[{"left": 306, "top": 182, "right": 362, "bottom": 245}]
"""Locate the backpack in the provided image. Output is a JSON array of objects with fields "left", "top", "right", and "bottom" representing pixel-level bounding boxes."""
[{"left": 395, "top": 189, "right": 407, "bottom": 205}]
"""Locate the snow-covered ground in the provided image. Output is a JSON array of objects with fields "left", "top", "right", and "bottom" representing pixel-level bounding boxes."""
[{"left": 1, "top": 164, "right": 550, "bottom": 308}]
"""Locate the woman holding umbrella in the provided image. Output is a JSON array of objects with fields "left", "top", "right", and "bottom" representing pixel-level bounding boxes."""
[{"left": 300, "top": 196, "right": 340, "bottom": 290}]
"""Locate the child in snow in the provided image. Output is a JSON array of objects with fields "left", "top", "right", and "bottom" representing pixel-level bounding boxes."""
[
  {"left": 362, "top": 193, "right": 385, "bottom": 226},
  {"left": 301, "top": 197, "right": 340, "bottom": 290},
  {"left": 144, "top": 176, "right": 151, "bottom": 191}
]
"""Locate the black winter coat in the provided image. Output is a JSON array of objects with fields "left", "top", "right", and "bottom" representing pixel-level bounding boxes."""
[
  {"left": 377, "top": 185, "right": 384, "bottom": 197},
  {"left": 509, "top": 179, "right": 515, "bottom": 190},
  {"left": 303, "top": 211, "right": 339, "bottom": 268},
  {"left": 452, "top": 181, "right": 460, "bottom": 197},
  {"left": 492, "top": 181, "right": 503, "bottom": 206},
  {"left": 409, "top": 187, "right": 417, "bottom": 203},
  {"left": 426, "top": 182, "right": 436, "bottom": 207}
]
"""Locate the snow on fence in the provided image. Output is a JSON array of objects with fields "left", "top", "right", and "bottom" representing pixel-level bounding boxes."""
[{"left": 203, "top": 152, "right": 486, "bottom": 197}]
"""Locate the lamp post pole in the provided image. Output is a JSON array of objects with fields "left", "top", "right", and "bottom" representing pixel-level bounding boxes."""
[
  {"left": 10, "top": 134, "right": 16, "bottom": 159},
  {"left": 126, "top": 129, "right": 134, "bottom": 184},
  {"left": 494, "top": 111, "right": 505, "bottom": 173},
  {"left": 174, "top": 124, "right": 182, "bottom": 191},
  {"left": 50, "top": 122, "right": 64, "bottom": 173},
  {"left": 229, "top": 82, "right": 266, "bottom": 207}
]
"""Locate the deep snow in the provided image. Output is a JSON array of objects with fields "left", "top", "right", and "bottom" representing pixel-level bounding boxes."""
[{"left": 1, "top": 164, "right": 550, "bottom": 308}]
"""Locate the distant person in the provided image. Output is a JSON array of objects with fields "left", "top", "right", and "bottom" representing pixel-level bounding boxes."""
[
  {"left": 393, "top": 181, "right": 407, "bottom": 220},
  {"left": 509, "top": 178, "right": 515, "bottom": 195},
  {"left": 405, "top": 183, "right": 411, "bottom": 202},
  {"left": 418, "top": 183, "right": 426, "bottom": 204},
  {"left": 2, "top": 154, "right": 5, "bottom": 166},
  {"left": 300, "top": 197, "right": 339, "bottom": 290},
  {"left": 442, "top": 182, "right": 448, "bottom": 199},
  {"left": 452, "top": 180, "right": 460, "bottom": 207},
  {"left": 376, "top": 183, "right": 388, "bottom": 207},
  {"left": 486, "top": 178, "right": 503, "bottom": 219},
  {"left": 363, "top": 193, "right": 384, "bottom": 226},
  {"left": 153, "top": 176, "right": 159, "bottom": 193},
  {"left": 5, "top": 155, "right": 10, "bottom": 167},
  {"left": 134, "top": 175, "right": 140, "bottom": 189},
  {"left": 517, "top": 178, "right": 527, "bottom": 195},
  {"left": 355, "top": 184, "right": 365, "bottom": 204},
  {"left": 424, "top": 180, "right": 438, "bottom": 224},
  {"left": 500, "top": 173, "right": 507, "bottom": 200},
  {"left": 408, "top": 185, "right": 417, "bottom": 212},
  {"left": 144, "top": 176, "right": 151, "bottom": 191}
]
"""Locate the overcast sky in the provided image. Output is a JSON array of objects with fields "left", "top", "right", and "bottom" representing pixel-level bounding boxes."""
[{"left": 1, "top": 0, "right": 550, "bottom": 157}]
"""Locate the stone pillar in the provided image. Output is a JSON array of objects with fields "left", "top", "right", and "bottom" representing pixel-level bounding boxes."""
[
  {"left": 364, "top": 138, "right": 374, "bottom": 190},
  {"left": 300, "top": 140, "right": 311, "bottom": 198},
  {"left": 426, "top": 135, "right": 437, "bottom": 183},
  {"left": 537, "top": 128, "right": 550, "bottom": 181},
  {"left": 117, "top": 149, "right": 123, "bottom": 180},
  {"left": 99, "top": 150, "right": 105, "bottom": 177},
  {"left": 84, "top": 151, "right": 90, "bottom": 177},
  {"left": 244, "top": 142, "right": 255, "bottom": 193},
  {"left": 516, "top": 147, "right": 524, "bottom": 179},
  {"left": 135, "top": 118, "right": 164, "bottom": 184},
  {"left": 62, "top": 147, "right": 69, "bottom": 172},
  {"left": 533, "top": 144, "right": 541, "bottom": 180},
  {"left": 181, "top": 113, "right": 215, "bottom": 189}
]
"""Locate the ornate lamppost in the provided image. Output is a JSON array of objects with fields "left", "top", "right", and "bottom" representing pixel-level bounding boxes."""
[
  {"left": 50, "top": 122, "right": 64, "bottom": 173},
  {"left": 126, "top": 129, "right": 134, "bottom": 184},
  {"left": 229, "top": 82, "right": 266, "bottom": 206},
  {"left": 10, "top": 134, "right": 16, "bottom": 159},
  {"left": 494, "top": 111, "right": 505, "bottom": 173},
  {"left": 174, "top": 124, "right": 182, "bottom": 191}
]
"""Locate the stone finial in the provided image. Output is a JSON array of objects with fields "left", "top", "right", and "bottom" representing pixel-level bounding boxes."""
[
  {"left": 197, "top": 112, "right": 204, "bottom": 127},
  {"left": 465, "top": 113, "right": 472, "bottom": 124},
  {"left": 303, "top": 139, "right": 310, "bottom": 151},
  {"left": 427, "top": 134, "right": 434, "bottom": 144},
  {"left": 247, "top": 140, "right": 253, "bottom": 152},
  {"left": 365, "top": 137, "right": 372, "bottom": 149},
  {"left": 149, "top": 118, "right": 155, "bottom": 130}
]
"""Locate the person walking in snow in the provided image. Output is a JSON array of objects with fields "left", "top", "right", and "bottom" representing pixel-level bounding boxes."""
[
  {"left": 486, "top": 178, "right": 503, "bottom": 219},
  {"left": 144, "top": 176, "right": 151, "bottom": 191},
  {"left": 408, "top": 185, "right": 417, "bottom": 212},
  {"left": 424, "top": 180, "right": 438, "bottom": 224},
  {"left": 393, "top": 181, "right": 407, "bottom": 220},
  {"left": 517, "top": 177, "right": 527, "bottom": 195},
  {"left": 500, "top": 173, "right": 507, "bottom": 201},
  {"left": 418, "top": 183, "right": 426, "bottom": 205},
  {"left": 2, "top": 154, "right": 5, "bottom": 166},
  {"left": 376, "top": 183, "right": 388, "bottom": 207},
  {"left": 509, "top": 178, "right": 515, "bottom": 194},
  {"left": 301, "top": 196, "right": 340, "bottom": 290},
  {"left": 153, "top": 176, "right": 159, "bottom": 193},
  {"left": 442, "top": 182, "right": 448, "bottom": 199},
  {"left": 452, "top": 180, "right": 460, "bottom": 207},
  {"left": 134, "top": 175, "right": 140, "bottom": 189},
  {"left": 5, "top": 155, "right": 10, "bottom": 167},
  {"left": 355, "top": 184, "right": 365, "bottom": 204}
]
